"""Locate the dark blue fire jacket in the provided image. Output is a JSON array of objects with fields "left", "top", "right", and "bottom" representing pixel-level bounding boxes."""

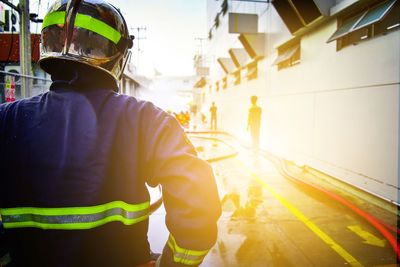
[{"left": 0, "top": 68, "right": 221, "bottom": 267}]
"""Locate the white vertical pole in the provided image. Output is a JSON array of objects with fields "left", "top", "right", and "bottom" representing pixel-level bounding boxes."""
[{"left": 19, "top": 0, "right": 32, "bottom": 98}]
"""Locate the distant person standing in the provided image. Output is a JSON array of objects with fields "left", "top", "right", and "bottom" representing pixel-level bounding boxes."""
[
  {"left": 210, "top": 101, "right": 217, "bottom": 130},
  {"left": 247, "top": 96, "right": 262, "bottom": 152}
]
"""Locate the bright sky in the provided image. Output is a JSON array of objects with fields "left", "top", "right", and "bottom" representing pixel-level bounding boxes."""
[{"left": 29, "top": 0, "right": 207, "bottom": 77}]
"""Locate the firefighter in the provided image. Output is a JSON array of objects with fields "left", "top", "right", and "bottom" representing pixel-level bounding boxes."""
[
  {"left": 209, "top": 102, "right": 217, "bottom": 131},
  {"left": 247, "top": 95, "right": 262, "bottom": 153},
  {"left": 0, "top": 1, "right": 221, "bottom": 266}
]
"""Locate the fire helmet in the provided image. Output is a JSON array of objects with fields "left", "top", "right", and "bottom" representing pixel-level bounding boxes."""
[{"left": 39, "top": 0, "right": 134, "bottom": 82}]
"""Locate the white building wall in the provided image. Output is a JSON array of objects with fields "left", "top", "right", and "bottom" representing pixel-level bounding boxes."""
[{"left": 205, "top": 0, "right": 400, "bottom": 203}]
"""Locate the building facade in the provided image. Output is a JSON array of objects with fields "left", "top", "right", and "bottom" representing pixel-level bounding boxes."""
[
  {"left": 120, "top": 63, "right": 151, "bottom": 97},
  {"left": 203, "top": 0, "right": 400, "bottom": 203}
]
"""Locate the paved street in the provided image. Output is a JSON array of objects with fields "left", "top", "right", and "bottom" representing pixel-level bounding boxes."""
[{"left": 148, "top": 132, "right": 399, "bottom": 267}]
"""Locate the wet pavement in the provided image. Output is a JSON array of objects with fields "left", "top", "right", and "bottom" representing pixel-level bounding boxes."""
[{"left": 148, "top": 132, "right": 399, "bottom": 267}]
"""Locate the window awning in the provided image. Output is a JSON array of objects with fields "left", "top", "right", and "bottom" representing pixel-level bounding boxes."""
[
  {"left": 272, "top": 0, "right": 330, "bottom": 35},
  {"left": 327, "top": 0, "right": 396, "bottom": 43},
  {"left": 194, "top": 77, "right": 206, "bottom": 88},
  {"left": 233, "top": 69, "right": 241, "bottom": 85},
  {"left": 352, "top": 0, "right": 396, "bottom": 31},
  {"left": 215, "top": 80, "right": 220, "bottom": 91},
  {"left": 196, "top": 66, "right": 209, "bottom": 76},
  {"left": 272, "top": 45, "right": 299, "bottom": 66},
  {"left": 327, "top": 13, "right": 366, "bottom": 43},
  {"left": 246, "top": 61, "right": 257, "bottom": 80},
  {"left": 217, "top": 57, "right": 236, "bottom": 74},
  {"left": 228, "top": 13, "right": 258, "bottom": 34},
  {"left": 228, "top": 48, "right": 250, "bottom": 68},
  {"left": 238, "top": 33, "right": 266, "bottom": 59},
  {"left": 222, "top": 76, "right": 227, "bottom": 89}
]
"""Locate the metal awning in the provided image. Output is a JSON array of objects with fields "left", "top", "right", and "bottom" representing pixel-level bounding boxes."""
[
  {"left": 272, "top": 45, "right": 299, "bottom": 66},
  {"left": 327, "top": 0, "right": 396, "bottom": 43},
  {"left": 327, "top": 13, "right": 366, "bottom": 43},
  {"left": 228, "top": 48, "right": 250, "bottom": 68},
  {"left": 233, "top": 69, "right": 241, "bottom": 85},
  {"left": 238, "top": 33, "right": 266, "bottom": 59},
  {"left": 217, "top": 57, "right": 236, "bottom": 74},
  {"left": 222, "top": 76, "right": 227, "bottom": 89},
  {"left": 352, "top": 0, "right": 396, "bottom": 31},
  {"left": 194, "top": 77, "right": 206, "bottom": 88},
  {"left": 246, "top": 61, "right": 257, "bottom": 80},
  {"left": 228, "top": 13, "right": 258, "bottom": 34}
]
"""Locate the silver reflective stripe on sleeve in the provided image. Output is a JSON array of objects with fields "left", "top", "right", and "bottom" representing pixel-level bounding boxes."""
[{"left": 0, "top": 201, "right": 150, "bottom": 230}]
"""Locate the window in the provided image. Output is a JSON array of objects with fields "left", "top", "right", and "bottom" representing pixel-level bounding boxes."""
[
  {"left": 233, "top": 70, "right": 241, "bottom": 85},
  {"left": 229, "top": 48, "right": 250, "bottom": 69},
  {"left": 247, "top": 61, "right": 258, "bottom": 81},
  {"left": 327, "top": 0, "right": 399, "bottom": 50},
  {"left": 33, "top": 69, "right": 39, "bottom": 85},
  {"left": 327, "top": 13, "right": 366, "bottom": 42},
  {"left": 222, "top": 77, "right": 227, "bottom": 89},
  {"left": 273, "top": 39, "right": 300, "bottom": 71}
]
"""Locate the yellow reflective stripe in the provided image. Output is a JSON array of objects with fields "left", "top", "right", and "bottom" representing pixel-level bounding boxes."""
[
  {"left": 42, "top": 11, "right": 122, "bottom": 44},
  {"left": 2, "top": 214, "right": 149, "bottom": 230},
  {"left": 167, "top": 234, "right": 209, "bottom": 265},
  {"left": 168, "top": 234, "right": 210, "bottom": 256},
  {"left": 42, "top": 11, "right": 65, "bottom": 30},
  {"left": 0, "top": 201, "right": 148, "bottom": 216},
  {"left": 75, "top": 13, "right": 121, "bottom": 44},
  {"left": 0, "top": 201, "right": 150, "bottom": 230}
]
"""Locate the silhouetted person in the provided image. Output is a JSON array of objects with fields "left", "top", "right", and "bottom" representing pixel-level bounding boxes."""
[
  {"left": 247, "top": 95, "right": 262, "bottom": 153},
  {"left": 210, "top": 101, "right": 217, "bottom": 130}
]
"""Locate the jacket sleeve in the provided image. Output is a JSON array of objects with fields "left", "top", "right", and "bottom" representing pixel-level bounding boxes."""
[
  {"left": 0, "top": 105, "right": 11, "bottom": 267},
  {"left": 144, "top": 108, "right": 221, "bottom": 266},
  {"left": 0, "top": 231, "right": 11, "bottom": 267}
]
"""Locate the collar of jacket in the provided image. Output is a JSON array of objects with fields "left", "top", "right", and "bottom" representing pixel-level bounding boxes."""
[{"left": 49, "top": 61, "right": 119, "bottom": 92}]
